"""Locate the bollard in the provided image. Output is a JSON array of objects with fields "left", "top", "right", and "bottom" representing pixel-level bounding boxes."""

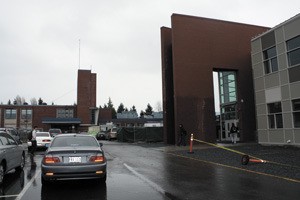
[{"left": 188, "top": 133, "right": 194, "bottom": 154}]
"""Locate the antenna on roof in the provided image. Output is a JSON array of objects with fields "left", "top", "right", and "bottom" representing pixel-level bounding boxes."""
[{"left": 78, "top": 39, "right": 81, "bottom": 69}]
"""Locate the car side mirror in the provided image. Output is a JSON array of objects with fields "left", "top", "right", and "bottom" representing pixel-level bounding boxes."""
[{"left": 99, "top": 142, "right": 103, "bottom": 147}]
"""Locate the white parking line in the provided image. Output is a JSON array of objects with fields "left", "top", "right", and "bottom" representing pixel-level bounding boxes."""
[
  {"left": 123, "top": 163, "right": 169, "bottom": 199},
  {"left": 0, "top": 194, "right": 18, "bottom": 198},
  {"left": 15, "top": 169, "right": 41, "bottom": 200}
]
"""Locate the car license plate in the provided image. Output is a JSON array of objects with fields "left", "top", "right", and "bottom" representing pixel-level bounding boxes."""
[{"left": 69, "top": 157, "right": 81, "bottom": 163}]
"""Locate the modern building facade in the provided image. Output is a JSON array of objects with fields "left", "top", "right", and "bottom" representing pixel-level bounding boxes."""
[
  {"left": 0, "top": 69, "right": 98, "bottom": 132},
  {"left": 251, "top": 14, "right": 300, "bottom": 145},
  {"left": 161, "top": 14, "right": 269, "bottom": 144}
]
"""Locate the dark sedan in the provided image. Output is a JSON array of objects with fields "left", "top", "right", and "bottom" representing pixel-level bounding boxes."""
[
  {"left": 0, "top": 131, "right": 25, "bottom": 185},
  {"left": 41, "top": 134, "right": 107, "bottom": 185}
]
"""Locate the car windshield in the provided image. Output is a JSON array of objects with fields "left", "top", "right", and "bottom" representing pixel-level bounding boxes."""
[
  {"left": 36, "top": 132, "right": 50, "bottom": 137},
  {"left": 51, "top": 136, "right": 99, "bottom": 147}
]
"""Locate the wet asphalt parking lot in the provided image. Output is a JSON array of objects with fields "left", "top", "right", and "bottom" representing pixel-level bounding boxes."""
[{"left": 0, "top": 141, "right": 299, "bottom": 200}]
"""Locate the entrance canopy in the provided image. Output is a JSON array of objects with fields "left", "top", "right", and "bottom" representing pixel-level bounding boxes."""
[{"left": 42, "top": 117, "right": 81, "bottom": 124}]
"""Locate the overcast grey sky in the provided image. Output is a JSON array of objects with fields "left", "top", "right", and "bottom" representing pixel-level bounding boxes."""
[{"left": 0, "top": 0, "right": 299, "bottom": 113}]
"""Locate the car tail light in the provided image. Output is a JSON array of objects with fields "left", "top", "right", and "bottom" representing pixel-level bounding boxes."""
[
  {"left": 44, "top": 155, "right": 60, "bottom": 164},
  {"left": 90, "top": 154, "right": 105, "bottom": 163}
]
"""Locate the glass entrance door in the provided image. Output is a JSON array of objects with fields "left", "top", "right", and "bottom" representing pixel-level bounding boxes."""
[
  {"left": 224, "top": 119, "right": 239, "bottom": 142},
  {"left": 218, "top": 71, "right": 239, "bottom": 142}
]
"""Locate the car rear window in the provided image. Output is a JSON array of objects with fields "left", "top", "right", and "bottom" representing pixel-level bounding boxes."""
[
  {"left": 51, "top": 136, "right": 99, "bottom": 147},
  {"left": 36, "top": 132, "right": 50, "bottom": 137}
]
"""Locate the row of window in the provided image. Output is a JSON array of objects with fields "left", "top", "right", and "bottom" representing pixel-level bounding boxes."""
[
  {"left": 263, "top": 35, "right": 300, "bottom": 75},
  {"left": 267, "top": 99, "right": 300, "bottom": 129},
  {"left": 1, "top": 108, "right": 74, "bottom": 120}
]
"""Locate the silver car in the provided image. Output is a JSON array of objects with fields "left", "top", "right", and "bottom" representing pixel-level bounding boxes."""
[
  {"left": 0, "top": 131, "right": 25, "bottom": 185},
  {"left": 41, "top": 134, "right": 107, "bottom": 185}
]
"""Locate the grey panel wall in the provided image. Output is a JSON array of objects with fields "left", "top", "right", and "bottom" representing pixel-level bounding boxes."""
[
  {"left": 281, "top": 85, "right": 291, "bottom": 100},
  {"left": 261, "top": 31, "right": 275, "bottom": 50},
  {"left": 290, "top": 82, "right": 300, "bottom": 98},
  {"left": 251, "top": 14, "right": 300, "bottom": 146},
  {"left": 257, "top": 130, "right": 268, "bottom": 143},
  {"left": 265, "top": 73, "right": 280, "bottom": 88},
  {"left": 284, "top": 17, "right": 300, "bottom": 40}
]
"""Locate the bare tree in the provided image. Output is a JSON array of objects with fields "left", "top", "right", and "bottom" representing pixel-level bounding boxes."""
[
  {"left": 14, "top": 95, "right": 23, "bottom": 105},
  {"left": 22, "top": 97, "right": 26, "bottom": 104},
  {"left": 155, "top": 101, "right": 162, "bottom": 112},
  {"left": 30, "top": 98, "right": 37, "bottom": 105}
]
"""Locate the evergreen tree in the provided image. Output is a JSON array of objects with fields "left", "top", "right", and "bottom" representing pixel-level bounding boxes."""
[
  {"left": 131, "top": 105, "right": 137, "bottom": 112},
  {"left": 107, "top": 97, "right": 116, "bottom": 119},
  {"left": 117, "top": 103, "right": 125, "bottom": 113},
  {"left": 107, "top": 97, "right": 113, "bottom": 108},
  {"left": 140, "top": 110, "right": 145, "bottom": 118},
  {"left": 38, "top": 98, "right": 43, "bottom": 105},
  {"left": 145, "top": 103, "right": 153, "bottom": 115}
]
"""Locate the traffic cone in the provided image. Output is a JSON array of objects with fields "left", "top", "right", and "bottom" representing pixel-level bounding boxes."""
[
  {"left": 241, "top": 155, "right": 266, "bottom": 165},
  {"left": 188, "top": 134, "right": 194, "bottom": 154}
]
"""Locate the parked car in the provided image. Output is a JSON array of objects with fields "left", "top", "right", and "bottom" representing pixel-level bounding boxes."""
[
  {"left": 96, "top": 132, "right": 107, "bottom": 140},
  {"left": 0, "top": 128, "right": 22, "bottom": 144},
  {"left": 28, "top": 132, "right": 53, "bottom": 150},
  {"left": 41, "top": 134, "right": 107, "bottom": 185},
  {"left": 48, "top": 129, "right": 62, "bottom": 137},
  {"left": 107, "top": 128, "right": 118, "bottom": 141},
  {"left": 0, "top": 131, "right": 25, "bottom": 185}
]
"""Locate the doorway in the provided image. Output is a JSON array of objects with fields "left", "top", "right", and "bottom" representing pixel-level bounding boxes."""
[{"left": 216, "top": 70, "right": 240, "bottom": 142}]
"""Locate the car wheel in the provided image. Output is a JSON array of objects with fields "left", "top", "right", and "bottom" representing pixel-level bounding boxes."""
[
  {"left": 96, "top": 174, "right": 106, "bottom": 184},
  {"left": 41, "top": 175, "right": 50, "bottom": 186},
  {"left": 0, "top": 164, "right": 4, "bottom": 185},
  {"left": 16, "top": 154, "right": 25, "bottom": 172}
]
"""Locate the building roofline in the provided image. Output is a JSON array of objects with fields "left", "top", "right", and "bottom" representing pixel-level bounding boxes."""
[
  {"left": 171, "top": 13, "right": 270, "bottom": 30},
  {"left": 251, "top": 13, "right": 300, "bottom": 41}
]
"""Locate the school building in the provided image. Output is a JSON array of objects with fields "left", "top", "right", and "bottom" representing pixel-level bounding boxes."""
[
  {"left": 0, "top": 69, "right": 98, "bottom": 133},
  {"left": 251, "top": 14, "right": 300, "bottom": 145},
  {"left": 161, "top": 13, "right": 300, "bottom": 146}
]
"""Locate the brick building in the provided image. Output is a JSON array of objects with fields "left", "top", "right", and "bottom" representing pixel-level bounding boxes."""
[
  {"left": 161, "top": 14, "right": 269, "bottom": 144},
  {"left": 0, "top": 69, "right": 97, "bottom": 132}
]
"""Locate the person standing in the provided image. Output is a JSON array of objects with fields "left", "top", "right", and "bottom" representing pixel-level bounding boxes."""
[
  {"left": 177, "top": 124, "right": 187, "bottom": 146},
  {"left": 30, "top": 126, "right": 38, "bottom": 155},
  {"left": 230, "top": 123, "right": 239, "bottom": 144}
]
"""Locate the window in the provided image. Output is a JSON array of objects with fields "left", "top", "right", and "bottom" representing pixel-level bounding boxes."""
[
  {"left": 91, "top": 109, "right": 96, "bottom": 124},
  {"left": 287, "top": 36, "right": 300, "bottom": 67},
  {"left": 292, "top": 99, "right": 300, "bottom": 128},
  {"left": 267, "top": 102, "right": 283, "bottom": 129},
  {"left": 5, "top": 109, "right": 17, "bottom": 119},
  {"left": 219, "top": 71, "right": 237, "bottom": 104},
  {"left": 57, "top": 108, "right": 74, "bottom": 118},
  {"left": 263, "top": 46, "right": 278, "bottom": 74},
  {"left": 21, "top": 109, "right": 32, "bottom": 119}
]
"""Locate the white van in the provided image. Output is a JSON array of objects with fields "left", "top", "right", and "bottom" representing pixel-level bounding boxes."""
[{"left": 107, "top": 128, "right": 118, "bottom": 140}]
